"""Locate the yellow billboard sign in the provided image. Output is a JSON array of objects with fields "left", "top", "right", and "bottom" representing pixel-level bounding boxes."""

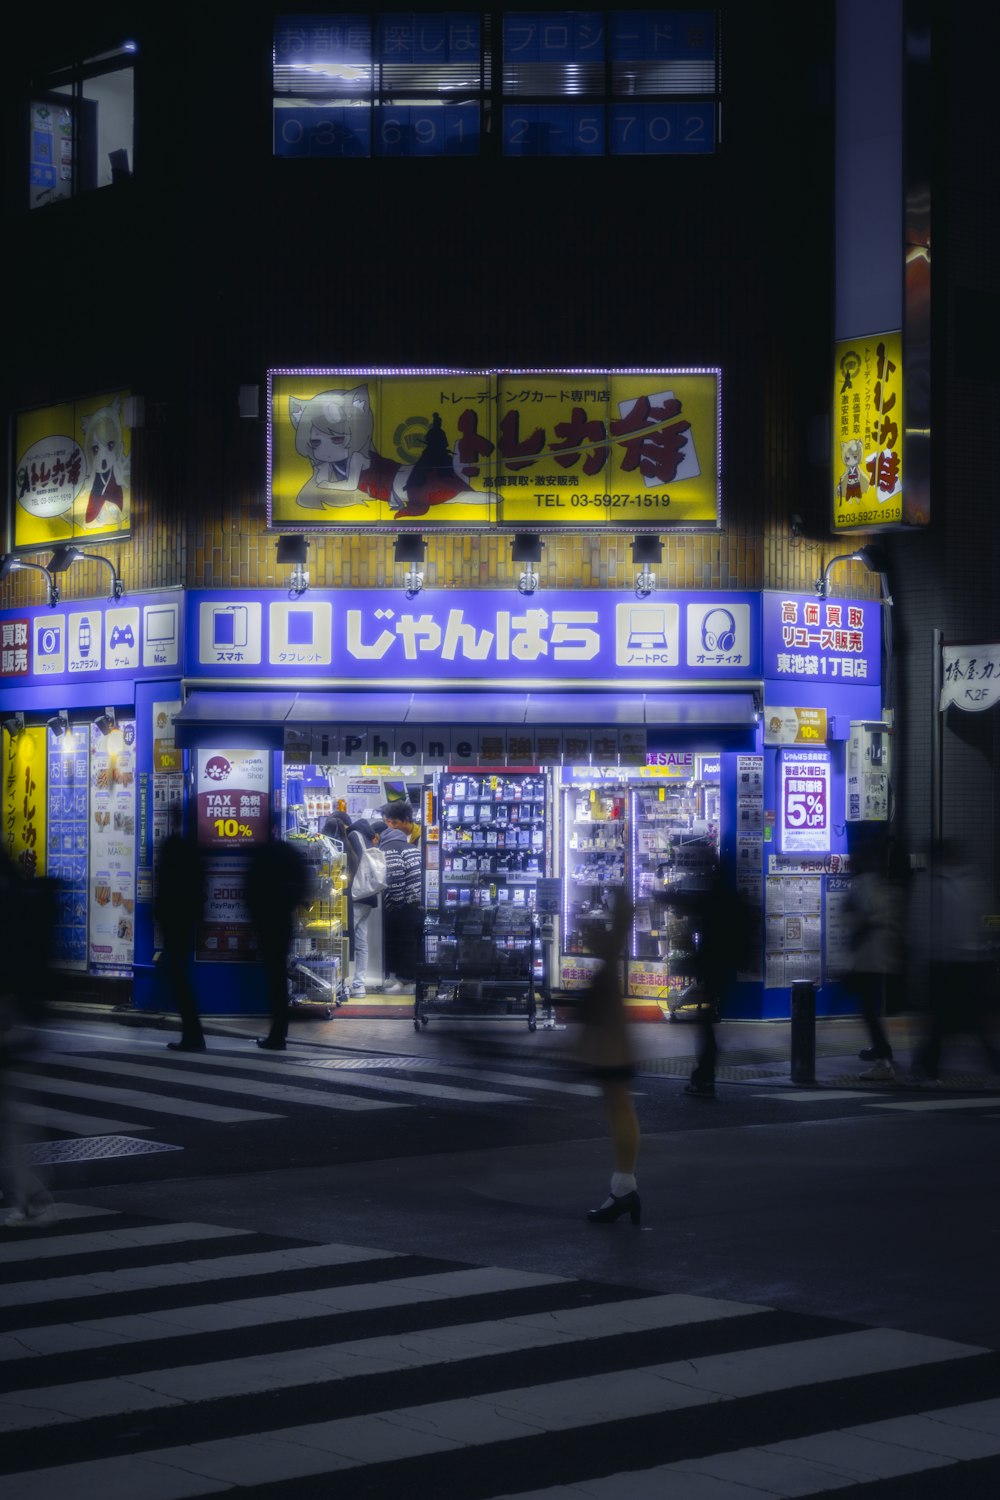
[
  {"left": 3, "top": 726, "right": 47, "bottom": 878},
  {"left": 833, "top": 332, "right": 903, "bottom": 531},
  {"left": 13, "top": 392, "right": 134, "bottom": 548},
  {"left": 269, "top": 368, "right": 721, "bottom": 529}
]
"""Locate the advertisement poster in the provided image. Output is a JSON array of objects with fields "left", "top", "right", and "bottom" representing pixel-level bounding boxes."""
[
  {"left": 47, "top": 724, "right": 88, "bottom": 966},
  {"left": 778, "top": 751, "right": 831, "bottom": 853},
  {"left": 269, "top": 369, "right": 721, "bottom": 530},
  {"left": 198, "top": 854, "right": 255, "bottom": 963},
  {"left": 832, "top": 331, "right": 903, "bottom": 531},
  {"left": 88, "top": 719, "right": 136, "bottom": 972},
  {"left": 196, "top": 749, "right": 270, "bottom": 850},
  {"left": 3, "top": 725, "right": 47, "bottom": 878},
  {"left": 763, "top": 706, "right": 828, "bottom": 746},
  {"left": 14, "top": 390, "right": 133, "bottom": 548}
]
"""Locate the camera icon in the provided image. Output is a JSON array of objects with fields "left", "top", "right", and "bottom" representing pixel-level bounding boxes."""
[{"left": 38, "top": 624, "right": 62, "bottom": 657}]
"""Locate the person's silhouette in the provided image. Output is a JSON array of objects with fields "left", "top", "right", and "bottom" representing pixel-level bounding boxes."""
[{"left": 155, "top": 809, "right": 206, "bottom": 1052}]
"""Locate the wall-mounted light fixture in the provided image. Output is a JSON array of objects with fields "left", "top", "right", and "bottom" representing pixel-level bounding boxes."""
[
  {"left": 46, "top": 711, "right": 70, "bottom": 740},
  {"left": 276, "top": 534, "right": 310, "bottom": 598},
  {"left": 94, "top": 708, "right": 116, "bottom": 739},
  {"left": 631, "top": 536, "right": 663, "bottom": 599},
  {"left": 394, "top": 534, "right": 426, "bottom": 597},
  {"left": 0, "top": 553, "right": 59, "bottom": 607},
  {"left": 815, "top": 543, "right": 890, "bottom": 600},
  {"left": 239, "top": 385, "right": 260, "bottom": 419},
  {"left": 2, "top": 711, "right": 25, "bottom": 739},
  {"left": 511, "top": 533, "right": 544, "bottom": 595},
  {"left": 48, "top": 545, "right": 124, "bottom": 601}
]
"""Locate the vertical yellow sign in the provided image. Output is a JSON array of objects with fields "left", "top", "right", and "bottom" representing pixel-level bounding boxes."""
[
  {"left": 3, "top": 726, "right": 47, "bottom": 878},
  {"left": 833, "top": 332, "right": 904, "bottom": 530}
]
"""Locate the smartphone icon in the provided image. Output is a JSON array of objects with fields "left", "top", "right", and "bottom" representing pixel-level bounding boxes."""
[{"left": 213, "top": 605, "right": 248, "bottom": 648}]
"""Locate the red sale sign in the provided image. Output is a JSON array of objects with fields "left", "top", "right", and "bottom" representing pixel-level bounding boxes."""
[{"left": 778, "top": 750, "right": 830, "bottom": 853}]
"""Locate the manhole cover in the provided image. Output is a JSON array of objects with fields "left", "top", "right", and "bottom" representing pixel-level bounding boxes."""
[{"left": 27, "top": 1135, "right": 183, "bottom": 1164}]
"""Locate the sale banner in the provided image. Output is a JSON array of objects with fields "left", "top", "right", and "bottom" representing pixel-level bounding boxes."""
[
  {"left": 196, "top": 749, "right": 270, "bottom": 849},
  {"left": 778, "top": 750, "right": 830, "bottom": 853}
]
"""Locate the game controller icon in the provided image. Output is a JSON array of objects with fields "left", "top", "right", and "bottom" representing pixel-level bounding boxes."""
[{"left": 110, "top": 623, "right": 134, "bottom": 648}]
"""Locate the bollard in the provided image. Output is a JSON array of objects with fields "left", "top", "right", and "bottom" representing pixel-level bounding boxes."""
[{"left": 790, "top": 980, "right": 817, "bottom": 1085}]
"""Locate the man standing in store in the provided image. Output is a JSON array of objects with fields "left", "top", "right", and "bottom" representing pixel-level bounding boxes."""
[{"left": 377, "top": 801, "right": 423, "bottom": 993}]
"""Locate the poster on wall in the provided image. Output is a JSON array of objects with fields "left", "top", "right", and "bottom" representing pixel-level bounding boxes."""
[
  {"left": 88, "top": 718, "right": 136, "bottom": 973},
  {"left": 195, "top": 749, "right": 270, "bottom": 850},
  {"left": 269, "top": 368, "right": 721, "bottom": 530},
  {"left": 47, "top": 724, "right": 88, "bottom": 967},
  {"left": 832, "top": 331, "right": 903, "bottom": 532},
  {"left": 3, "top": 725, "right": 47, "bottom": 878},
  {"left": 778, "top": 750, "right": 831, "bottom": 854},
  {"left": 198, "top": 854, "right": 256, "bottom": 963},
  {"left": 13, "top": 391, "right": 134, "bottom": 548}
]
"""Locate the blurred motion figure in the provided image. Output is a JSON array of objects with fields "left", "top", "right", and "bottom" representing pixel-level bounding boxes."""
[{"left": 155, "top": 806, "right": 207, "bottom": 1052}]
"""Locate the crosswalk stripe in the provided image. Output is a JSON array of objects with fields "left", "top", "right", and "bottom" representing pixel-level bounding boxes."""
[
  {"left": 0, "top": 1235, "right": 401, "bottom": 1311},
  {"left": 0, "top": 1326, "right": 982, "bottom": 1489},
  {"left": 306, "top": 1055, "right": 602, "bottom": 1098},
  {"left": 14, "top": 1073, "right": 279, "bottom": 1125},
  {"left": 0, "top": 1302, "right": 972, "bottom": 1435},
  {"left": 487, "top": 1398, "right": 1000, "bottom": 1498},
  {"left": 0, "top": 1266, "right": 568, "bottom": 1362},
  {"left": 19, "top": 1103, "right": 152, "bottom": 1135},
  {"left": 0, "top": 1222, "right": 250, "bottom": 1268},
  {"left": 870, "top": 1097, "right": 1000, "bottom": 1112},
  {"left": 33, "top": 1055, "right": 406, "bottom": 1114}
]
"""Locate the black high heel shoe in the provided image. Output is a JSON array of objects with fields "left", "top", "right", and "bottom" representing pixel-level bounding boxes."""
[{"left": 587, "top": 1190, "right": 641, "bottom": 1225}]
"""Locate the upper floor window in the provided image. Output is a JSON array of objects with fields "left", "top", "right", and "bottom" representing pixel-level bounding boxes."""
[
  {"left": 272, "top": 11, "right": 718, "bottom": 159},
  {"left": 29, "top": 44, "right": 136, "bottom": 209}
]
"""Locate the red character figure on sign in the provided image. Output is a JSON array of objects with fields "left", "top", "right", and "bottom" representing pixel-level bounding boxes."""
[
  {"left": 549, "top": 407, "right": 608, "bottom": 474},
  {"left": 498, "top": 411, "right": 545, "bottom": 470},
  {"left": 455, "top": 409, "right": 495, "bottom": 478}
]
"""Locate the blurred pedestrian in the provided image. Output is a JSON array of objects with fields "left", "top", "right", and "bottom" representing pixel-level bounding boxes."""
[
  {"left": 579, "top": 888, "right": 641, "bottom": 1224},
  {"left": 246, "top": 835, "right": 309, "bottom": 1051},
  {"left": 346, "top": 819, "right": 383, "bottom": 997},
  {"left": 377, "top": 801, "right": 423, "bottom": 993},
  {"left": 909, "top": 840, "right": 1000, "bottom": 1086},
  {"left": 155, "top": 807, "right": 207, "bottom": 1052},
  {"left": 0, "top": 849, "right": 58, "bottom": 1227},
  {"left": 845, "top": 830, "right": 905, "bottom": 1081},
  {"left": 665, "top": 853, "right": 754, "bottom": 1098}
]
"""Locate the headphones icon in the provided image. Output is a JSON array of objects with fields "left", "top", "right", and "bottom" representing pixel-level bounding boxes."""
[{"left": 702, "top": 607, "right": 737, "bottom": 653}]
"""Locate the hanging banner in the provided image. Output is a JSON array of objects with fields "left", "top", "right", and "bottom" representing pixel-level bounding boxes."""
[
  {"left": 13, "top": 391, "right": 134, "bottom": 547},
  {"left": 269, "top": 368, "right": 721, "bottom": 530},
  {"left": 47, "top": 723, "right": 89, "bottom": 967},
  {"left": 3, "top": 725, "right": 47, "bottom": 878},
  {"left": 832, "top": 332, "right": 903, "bottom": 531},
  {"left": 88, "top": 718, "right": 136, "bottom": 973},
  {"left": 196, "top": 749, "right": 270, "bottom": 849},
  {"left": 940, "top": 644, "right": 1000, "bottom": 712}
]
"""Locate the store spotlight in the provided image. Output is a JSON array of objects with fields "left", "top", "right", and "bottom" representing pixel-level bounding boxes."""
[
  {"left": 394, "top": 534, "right": 426, "bottom": 597},
  {"left": 511, "top": 534, "right": 544, "bottom": 595},
  {"left": 632, "top": 536, "right": 662, "bottom": 599},
  {"left": 276, "top": 534, "right": 310, "bottom": 599},
  {"left": 46, "top": 712, "right": 70, "bottom": 739},
  {"left": 815, "top": 543, "right": 890, "bottom": 599},
  {"left": 48, "top": 544, "right": 124, "bottom": 600},
  {"left": 3, "top": 712, "right": 25, "bottom": 739},
  {"left": 0, "top": 553, "right": 59, "bottom": 607},
  {"left": 94, "top": 708, "right": 116, "bottom": 738}
]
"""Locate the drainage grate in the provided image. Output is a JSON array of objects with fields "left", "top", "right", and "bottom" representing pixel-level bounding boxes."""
[
  {"left": 27, "top": 1135, "right": 184, "bottom": 1164},
  {"left": 303, "top": 1055, "right": 444, "bottom": 1072}
]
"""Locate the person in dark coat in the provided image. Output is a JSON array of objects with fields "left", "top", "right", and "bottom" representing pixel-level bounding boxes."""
[
  {"left": 377, "top": 801, "right": 423, "bottom": 992},
  {"left": 154, "top": 808, "right": 207, "bottom": 1052},
  {"left": 246, "top": 836, "right": 309, "bottom": 1051}
]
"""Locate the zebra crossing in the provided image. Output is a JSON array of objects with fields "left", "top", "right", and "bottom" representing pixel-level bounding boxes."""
[{"left": 0, "top": 1205, "right": 999, "bottom": 1497}]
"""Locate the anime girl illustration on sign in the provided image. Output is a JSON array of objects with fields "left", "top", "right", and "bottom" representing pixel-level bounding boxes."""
[
  {"left": 288, "top": 385, "right": 493, "bottom": 519},
  {"left": 835, "top": 438, "right": 871, "bottom": 505},
  {"left": 81, "top": 397, "right": 130, "bottom": 528}
]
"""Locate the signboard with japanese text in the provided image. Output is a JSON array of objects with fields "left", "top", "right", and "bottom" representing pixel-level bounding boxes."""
[
  {"left": 88, "top": 718, "right": 136, "bottom": 973},
  {"left": 832, "top": 332, "right": 903, "bottom": 531},
  {"left": 778, "top": 750, "right": 831, "bottom": 854},
  {"left": 196, "top": 749, "right": 270, "bottom": 850},
  {"left": 268, "top": 369, "right": 721, "bottom": 531},
  {"left": 13, "top": 392, "right": 134, "bottom": 548},
  {"left": 198, "top": 854, "right": 255, "bottom": 963},
  {"left": 0, "top": 619, "right": 30, "bottom": 679},
  {"left": 762, "top": 591, "right": 880, "bottom": 686},
  {"left": 3, "top": 725, "right": 47, "bottom": 879},
  {"left": 0, "top": 592, "right": 181, "bottom": 691},
  {"left": 940, "top": 644, "right": 1000, "bottom": 712},
  {"left": 47, "top": 723, "right": 89, "bottom": 967},
  {"left": 763, "top": 706, "right": 828, "bottom": 746},
  {"left": 186, "top": 588, "right": 759, "bottom": 685}
]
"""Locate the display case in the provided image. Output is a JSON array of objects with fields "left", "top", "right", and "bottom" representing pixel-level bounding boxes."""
[
  {"left": 561, "top": 783, "right": 628, "bottom": 969},
  {"left": 629, "top": 776, "right": 719, "bottom": 1014},
  {"left": 287, "top": 831, "right": 348, "bottom": 1016},
  {"left": 418, "top": 771, "right": 549, "bottom": 1024}
]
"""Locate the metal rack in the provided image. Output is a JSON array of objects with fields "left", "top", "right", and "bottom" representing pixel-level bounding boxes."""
[
  {"left": 287, "top": 832, "right": 348, "bottom": 1018},
  {"left": 415, "top": 906, "right": 543, "bottom": 1030}
]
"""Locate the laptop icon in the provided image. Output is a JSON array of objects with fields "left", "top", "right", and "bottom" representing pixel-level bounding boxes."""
[{"left": 627, "top": 606, "right": 668, "bottom": 650}]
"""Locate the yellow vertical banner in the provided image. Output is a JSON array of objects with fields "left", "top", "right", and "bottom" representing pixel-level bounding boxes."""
[
  {"left": 832, "top": 332, "right": 904, "bottom": 530},
  {"left": 2, "top": 726, "right": 47, "bottom": 879}
]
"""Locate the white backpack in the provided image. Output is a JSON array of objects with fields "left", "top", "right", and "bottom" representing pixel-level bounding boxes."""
[{"left": 351, "top": 844, "right": 388, "bottom": 900}]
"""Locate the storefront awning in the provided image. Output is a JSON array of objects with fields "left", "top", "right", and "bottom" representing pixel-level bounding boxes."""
[{"left": 173, "top": 688, "right": 759, "bottom": 739}]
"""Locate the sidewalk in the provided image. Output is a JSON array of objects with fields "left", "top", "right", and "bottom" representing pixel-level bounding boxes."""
[{"left": 49, "top": 996, "right": 996, "bottom": 1090}]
